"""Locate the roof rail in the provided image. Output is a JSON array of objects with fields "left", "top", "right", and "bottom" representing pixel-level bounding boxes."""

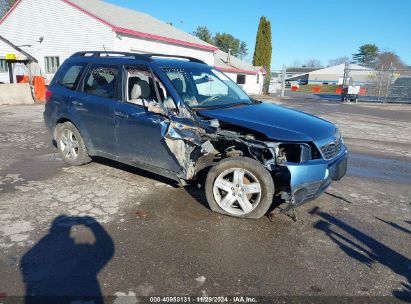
[
  {"left": 145, "top": 54, "right": 206, "bottom": 64},
  {"left": 69, "top": 51, "right": 206, "bottom": 64},
  {"left": 70, "top": 51, "right": 152, "bottom": 62}
]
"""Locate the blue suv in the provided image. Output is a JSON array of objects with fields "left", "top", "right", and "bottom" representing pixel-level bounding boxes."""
[{"left": 44, "top": 51, "right": 348, "bottom": 219}]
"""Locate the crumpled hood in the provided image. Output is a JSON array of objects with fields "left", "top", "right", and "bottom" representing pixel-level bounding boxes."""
[{"left": 198, "top": 102, "right": 336, "bottom": 142}]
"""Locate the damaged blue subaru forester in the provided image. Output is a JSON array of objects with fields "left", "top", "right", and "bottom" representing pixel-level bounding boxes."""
[{"left": 44, "top": 51, "right": 348, "bottom": 219}]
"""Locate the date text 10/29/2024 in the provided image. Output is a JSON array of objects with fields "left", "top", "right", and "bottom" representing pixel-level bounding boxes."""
[{"left": 149, "top": 296, "right": 258, "bottom": 303}]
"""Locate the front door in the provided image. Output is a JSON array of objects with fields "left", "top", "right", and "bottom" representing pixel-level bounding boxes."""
[{"left": 115, "top": 65, "right": 181, "bottom": 173}]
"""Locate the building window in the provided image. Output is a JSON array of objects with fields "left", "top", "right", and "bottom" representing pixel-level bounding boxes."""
[
  {"left": 236, "top": 74, "right": 246, "bottom": 85},
  {"left": 0, "top": 60, "right": 8, "bottom": 73},
  {"left": 45, "top": 56, "right": 60, "bottom": 74},
  {"left": 257, "top": 74, "right": 260, "bottom": 84}
]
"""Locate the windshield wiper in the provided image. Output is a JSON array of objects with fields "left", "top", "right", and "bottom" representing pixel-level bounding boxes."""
[
  {"left": 193, "top": 102, "right": 251, "bottom": 111},
  {"left": 201, "top": 94, "right": 225, "bottom": 103}
]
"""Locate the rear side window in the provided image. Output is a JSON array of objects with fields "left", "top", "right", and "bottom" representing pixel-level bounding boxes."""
[
  {"left": 58, "top": 64, "right": 86, "bottom": 90},
  {"left": 83, "top": 66, "right": 119, "bottom": 99}
]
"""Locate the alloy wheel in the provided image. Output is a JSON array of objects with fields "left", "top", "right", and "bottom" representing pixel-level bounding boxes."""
[
  {"left": 213, "top": 168, "right": 262, "bottom": 216},
  {"left": 59, "top": 129, "right": 79, "bottom": 160}
]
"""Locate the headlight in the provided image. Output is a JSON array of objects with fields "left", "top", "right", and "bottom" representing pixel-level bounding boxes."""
[
  {"left": 334, "top": 128, "right": 342, "bottom": 143},
  {"left": 276, "top": 143, "right": 312, "bottom": 163}
]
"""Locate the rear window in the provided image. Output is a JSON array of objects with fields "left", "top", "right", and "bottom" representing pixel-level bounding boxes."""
[{"left": 58, "top": 64, "right": 86, "bottom": 90}]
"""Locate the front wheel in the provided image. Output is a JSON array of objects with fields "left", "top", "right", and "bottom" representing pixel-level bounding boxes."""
[{"left": 205, "top": 157, "right": 274, "bottom": 219}]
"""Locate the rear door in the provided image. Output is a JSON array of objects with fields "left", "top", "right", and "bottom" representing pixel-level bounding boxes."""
[
  {"left": 45, "top": 62, "right": 87, "bottom": 129},
  {"left": 70, "top": 64, "right": 120, "bottom": 156}
]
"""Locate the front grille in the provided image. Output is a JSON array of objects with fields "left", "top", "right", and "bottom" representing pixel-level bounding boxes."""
[{"left": 320, "top": 138, "right": 343, "bottom": 160}]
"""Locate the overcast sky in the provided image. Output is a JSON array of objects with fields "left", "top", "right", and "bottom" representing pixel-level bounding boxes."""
[{"left": 106, "top": 0, "right": 411, "bottom": 70}]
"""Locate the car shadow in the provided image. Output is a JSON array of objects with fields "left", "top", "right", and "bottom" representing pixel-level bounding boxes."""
[
  {"left": 92, "top": 158, "right": 293, "bottom": 217},
  {"left": 20, "top": 215, "right": 114, "bottom": 304},
  {"left": 92, "top": 156, "right": 180, "bottom": 188},
  {"left": 183, "top": 166, "right": 212, "bottom": 211},
  {"left": 94, "top": 157, "right": 212, "bottom": 213},
  {"left": 310, "top": 207, "right": 411, "bottom": 301}
]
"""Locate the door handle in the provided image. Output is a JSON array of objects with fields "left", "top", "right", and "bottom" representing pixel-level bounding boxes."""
[
  {"left": 114, "top": 111, "right": 129, "bottom": 119},
  {"left": 72, "top": 100, "right": 83, "bottom": 107}
]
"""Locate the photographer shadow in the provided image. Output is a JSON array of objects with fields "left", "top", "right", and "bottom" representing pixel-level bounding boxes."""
[{"left": 20, "top": 215, "right": 114, "bottom": 304}]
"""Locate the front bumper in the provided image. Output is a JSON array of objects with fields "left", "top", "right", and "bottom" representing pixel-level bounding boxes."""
[{"left": 281, "top": 147, "right": 348, "bottom": 209}]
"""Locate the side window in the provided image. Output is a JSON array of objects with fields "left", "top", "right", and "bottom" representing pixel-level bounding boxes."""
[
  {"left": 58, "top": 64, "right": 86, "bottom": 90},
  {"left": 83, "top": 66, "right": 119, "bottom": 99},
  {"left": 126, "top": 66, "right": 176, "bottom": 110}
]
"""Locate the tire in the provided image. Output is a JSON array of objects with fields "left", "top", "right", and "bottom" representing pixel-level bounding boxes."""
[
  {"left": 205, "top": 157, "right": 274, "bottom": 219},
  {"left": 56, "top": 122, "right": 91, "bottom": 166}
]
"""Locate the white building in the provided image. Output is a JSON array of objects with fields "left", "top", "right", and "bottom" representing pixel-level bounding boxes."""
[
  {"left": 214, "top": 50, "right": 266, "bottom": 95},
  {"left": 286, "top": 64, "right": 374, "bottom": 85},
  {"left": 308, "top": 64, "right": 374, "bottom": 85},
  {"left": 0, "top": 0, "right": 264, "bottom": 94}
]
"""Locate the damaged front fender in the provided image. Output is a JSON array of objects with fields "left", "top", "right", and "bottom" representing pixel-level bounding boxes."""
[{"left": 160, "top": 116, "right": 219, "bottom": 180}]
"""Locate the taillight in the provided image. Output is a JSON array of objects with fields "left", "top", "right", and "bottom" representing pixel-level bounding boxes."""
[{"left": 45, "top": 89, "right": 52, "bottom": 102}]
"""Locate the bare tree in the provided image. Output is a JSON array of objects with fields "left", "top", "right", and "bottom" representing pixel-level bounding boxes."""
[
  {"left": 376, "top": 51, "right": 405, "bottom": 70},
  {"left": 290, "top": 60, "right": 302, "bottom": 67},
  {"left": 304, "top": 58, "right": 322, "bottom": 68},
  {"left": 328, "top": 56, "right": 350, "bottom": 66}
]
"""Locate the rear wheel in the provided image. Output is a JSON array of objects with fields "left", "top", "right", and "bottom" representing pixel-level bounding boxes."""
[
  {"left": 56, "top": 122, "right": 91, "bottom": 166},
  {"left": 205, "top": 157, "right": 274, "bottom": 219}
]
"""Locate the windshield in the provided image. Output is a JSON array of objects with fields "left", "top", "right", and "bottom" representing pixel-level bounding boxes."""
[{"left": 161, "top": 67, "right": 252, "bottom": 109}]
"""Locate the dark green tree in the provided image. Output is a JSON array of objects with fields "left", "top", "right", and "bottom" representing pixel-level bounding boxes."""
[
  {"left": 192, "top": 26, "right": 213, "bottom": 44},
  {"left": 0, "top": 0, "right": 16, "bottom": 18},
  {"left": 213, "top": 33, "right": 241, "bottom": 56},
  {"left": 352, "top": 44, "right": 379, "bottom": 67},
  {"left": 192, "top": 26, "right": 248, "bottom": 58},
  {"left": 253, "top": 16, "right": 272, "bottom": 94}
]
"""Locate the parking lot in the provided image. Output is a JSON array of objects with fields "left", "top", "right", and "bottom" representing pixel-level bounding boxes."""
[{"left": 0, "top": 98, "right": 410, "bottom": 302}]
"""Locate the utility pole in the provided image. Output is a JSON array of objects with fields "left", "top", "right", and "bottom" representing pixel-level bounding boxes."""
[
  {"left": 280, "top": 65, "right": 286, "bottom": 98},
  {"left": 342, "top": 62, "right": 350, "bottom": 87},
  {"left": 341, "top": 62, "right": 350, "bottom": 102},
  {"left": 377, "top": 65, "right": 383, "bottom": 103},
  {"left": 384, "top": 62, "right": 393, "bottom": 103}
]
